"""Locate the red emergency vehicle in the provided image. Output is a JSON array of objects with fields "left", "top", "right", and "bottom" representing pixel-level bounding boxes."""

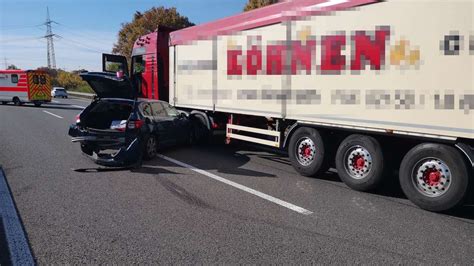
[{"left": 0, "top": 69, "right": 52, "bottom": 107}]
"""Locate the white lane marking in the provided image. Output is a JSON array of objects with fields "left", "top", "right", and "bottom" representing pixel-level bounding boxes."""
[
  {"left": 156, "top": 154, "right": 313, "bottom": 215},
  {"left": 72, "top": 105, "right": 85, "bottom": 109},
  {"left": 52, "top": 100, "right": 60, "bottom": 103},
  {"left": 43, "top": 110, "right": 63, "bottom": 119}
]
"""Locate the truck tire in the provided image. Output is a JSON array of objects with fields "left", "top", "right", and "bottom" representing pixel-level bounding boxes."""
[
  {"left": 399, "top": 143, "right": 470, "bottom": 212},
  {"left": 335, "top": 134, "right": 384, "bottom": 191},
  {"left": 143, "top": 136, "right": 158, "bottom": 160},
  {"left": 1, "top": 101, "right": 6, "bottom": 105},
  {"left": 288, "top": 127, "right": 326, "bottom": 177},
  {"left": 34, "top": 103, "right": 42, "bottom": 107}
]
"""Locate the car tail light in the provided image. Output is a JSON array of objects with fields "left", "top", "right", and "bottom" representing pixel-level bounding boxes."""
[
  {"left": 75, "top": 114, "right": 81, "bottom": 124},
  {"left": 127, "top": 119, "right": 145, "bottom": 129}
]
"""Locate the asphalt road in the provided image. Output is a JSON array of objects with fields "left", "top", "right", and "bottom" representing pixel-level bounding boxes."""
[{"left": 0, "top": 97, "right": 473, "bottom": 264}]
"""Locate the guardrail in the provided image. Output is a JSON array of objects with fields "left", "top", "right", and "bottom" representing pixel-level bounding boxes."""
[{"left": 68, "top": 91, "right": 95, "bottom": 99}]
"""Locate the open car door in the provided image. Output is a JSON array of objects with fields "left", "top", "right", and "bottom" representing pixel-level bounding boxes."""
[{"left": 102, "top": 54, "right": 129, "bottom": 77}]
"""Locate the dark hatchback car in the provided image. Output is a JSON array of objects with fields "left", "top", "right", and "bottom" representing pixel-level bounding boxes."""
[{"left": 68, "top": 72, "right": 194, "bottom": 167}]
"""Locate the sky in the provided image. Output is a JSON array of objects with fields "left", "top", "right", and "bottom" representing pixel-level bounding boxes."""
[{"left": 0, "top": 0, "right": 248, "bottom": 71}]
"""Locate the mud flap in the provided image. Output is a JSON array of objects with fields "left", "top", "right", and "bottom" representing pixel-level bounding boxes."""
[{"left": 93, "top": 137, "right": 143, "bottom": 167}]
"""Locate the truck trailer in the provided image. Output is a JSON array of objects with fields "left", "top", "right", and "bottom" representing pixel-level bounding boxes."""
[{"left": 101, "top": 0, "right": 474, "bottom": 212}]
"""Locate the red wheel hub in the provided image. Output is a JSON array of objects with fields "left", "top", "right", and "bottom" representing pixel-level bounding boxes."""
[
  {"left": 301, "top": 146, "right": 312, "bottom": 157},
  {"left": 352, "top": 155, "right": 365, "bottom": 170},
  {"left": 424, "top": 169, "right": 441, "bottom": 186}
]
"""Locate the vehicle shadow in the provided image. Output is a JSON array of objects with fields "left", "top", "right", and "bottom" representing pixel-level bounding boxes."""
[
  {"left": 156, "top": 143, "right": 277, "bottom": 178},
  {"left": 204, "top": 141, "right": 474, "bottom": 221}
]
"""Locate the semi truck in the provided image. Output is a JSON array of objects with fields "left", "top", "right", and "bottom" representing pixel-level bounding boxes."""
[
  {"left": 100, "top": 0, "right": 473, "bottom": 212},
  {"left": 0, "top": 69, "right": 52, "bottom": 106}
]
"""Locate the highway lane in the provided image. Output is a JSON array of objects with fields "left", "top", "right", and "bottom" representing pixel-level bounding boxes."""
[{"left": 0, "top": 98, "right": 473, "bottom": 264}]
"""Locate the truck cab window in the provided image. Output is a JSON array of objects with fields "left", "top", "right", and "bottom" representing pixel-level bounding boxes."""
[
  {"left": 132, "top": 56, "right": 146, "bottom": 96},
  {"left": 11, "top": 74, "right": 18, "bottom": 83},
  {"left": 133, "top": 56, "right": 145, "bottom": 74}
]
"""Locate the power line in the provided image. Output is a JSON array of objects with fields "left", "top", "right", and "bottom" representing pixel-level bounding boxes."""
[
  {"left": 2, "top": 36, "right": 43, "bottom": 43},
  {"left": 58, "top": 37, "right": 109, "bottom": 54},
  {"left": 55, "top": 23, "right": 114, "bottom": 47}
]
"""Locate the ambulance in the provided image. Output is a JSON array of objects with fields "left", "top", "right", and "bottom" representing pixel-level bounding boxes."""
[{"left": 0, "top": 70, "right": 52, "bottom": 107}]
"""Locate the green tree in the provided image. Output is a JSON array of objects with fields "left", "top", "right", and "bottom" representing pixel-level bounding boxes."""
[
  {"left": 244, "top": 0, "right": 279, "bottom": 11},
  {"left": 112, "top": 7, "right": 194, "bottom": 63},
  {"left": 56, "top": 69, "right": 93, "bottom": 93},
  {"left": 56, "top": 70, "right": 83, "bottom": 90},
  {"left": 7, "top": 64, "right": 18, "bottom": 70}
]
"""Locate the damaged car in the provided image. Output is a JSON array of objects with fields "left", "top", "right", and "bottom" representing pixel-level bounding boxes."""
[{"left": 68, "top": 72, "right": 195, "bottom": 167}]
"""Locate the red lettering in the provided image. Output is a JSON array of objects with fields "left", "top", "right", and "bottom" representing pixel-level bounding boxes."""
[
  {"left": 266, "top": 44, "right": 285, "bottom": 75},
  {"left": 321, "top": 35, "right": 346, "bottom": 73},
  {"left": 246, "top": 45, "right": 262, "bottom": 75},
  {"left": 227, "top": 50, "right": 243, "bottom": 75},
  {"left": 291, "top": 40, "right": 316, "bottom": 75},
  {"left": 351, "top": 29, "right": 389, "bottom": 71}
]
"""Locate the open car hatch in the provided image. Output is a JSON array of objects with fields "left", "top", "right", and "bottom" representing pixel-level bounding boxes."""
[{"left": 80, "top": 72, "right": 136, "bottom": 99}]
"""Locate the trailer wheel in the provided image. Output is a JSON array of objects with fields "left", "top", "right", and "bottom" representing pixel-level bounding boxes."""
[
  {"left": 143, "top": 136, "right": 158, "bottom": 160},
  {"left": 13, "top": 97, "right": 21, "bottom": 106},
  {"left": 399, "top": 143, "right": 470, "bottom": 212},
  {"left": 335, "top": 135, "right": 384, "bottom": 191},
  {"left": 288, "top": 127, "right": 326, "bottom": 177}
]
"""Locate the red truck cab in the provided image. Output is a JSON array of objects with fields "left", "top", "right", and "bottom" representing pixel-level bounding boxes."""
[{"left": 102, "top": 27, "right": 172, "bottom": 102}]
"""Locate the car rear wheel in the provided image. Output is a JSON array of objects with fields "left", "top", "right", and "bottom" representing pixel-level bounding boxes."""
[
  {"left": 143, "top": 136, "right": 158, "bottom": 160},
  {"left": 399, "top": 143, "right": 470, "bottom": 212}
]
